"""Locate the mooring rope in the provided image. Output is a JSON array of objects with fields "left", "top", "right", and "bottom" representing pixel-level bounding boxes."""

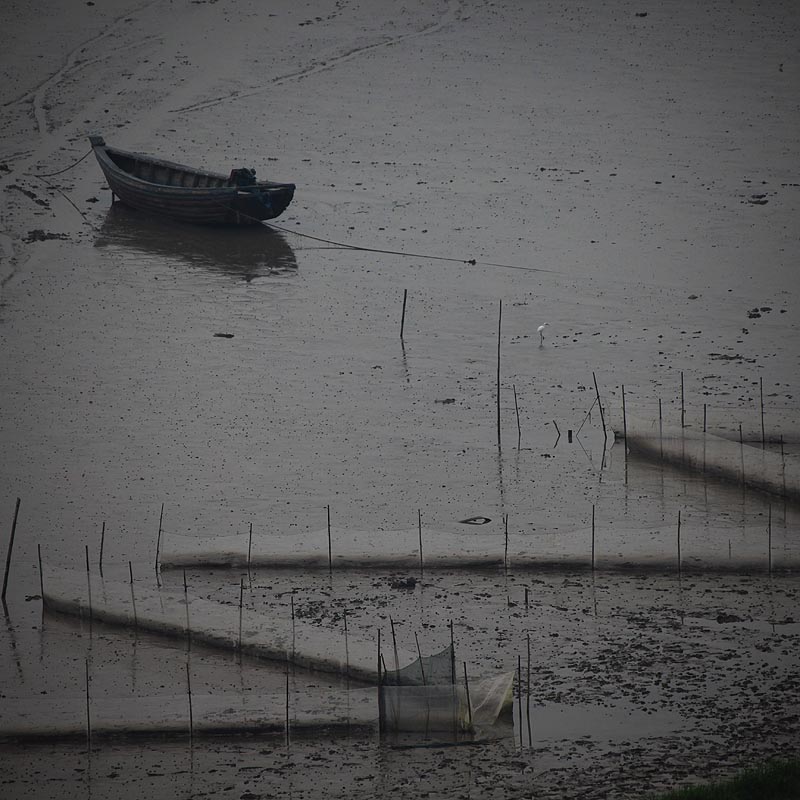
[
  {"left": 27, "top": 148, "right": 93, "bottom": 178},
  {"left": 264, "top": 220, "right": 559, "bottom": 274}
]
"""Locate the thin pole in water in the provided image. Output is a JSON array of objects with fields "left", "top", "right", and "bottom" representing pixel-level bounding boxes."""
[
  {"left": 326, "top": 505, "right": 332, "bottom": 575},
  {"left": 504, "top": 513, "right": 509, "bottom": 572},
  {"left": 513, "top": 384, "right": 522, "bottom": 445},
  {"left": 400, "top": 288, "right": 408, "bottom": 340},
  {"left": 247, "top": 522, "right": 253, "bottom": 579},
  {"left": 377, "top": 629, "right": 384, "bottom": 735},
  {"left": 85, "top": 657, "right": 91, "bottom": 749},
  {"left": 389, "top": 616, "right": 400, "bottom": 681},
  {"left": 343, "top": 609, "right": 349, "bottom": 678},
  {"left": 128, "top": 561, "right": 138, "bottom": 631},
  {"left": 768, "top": 504, "right": 772, "bottom": 574},
  {"left": 677, "top": 510, "right": 682, "bottom": 575},
  {"left": 449, "top": 619, "right": 456, "bottom": 684},
  {"left": 85, "top": 545, "right": 93, "bottom": 635},
  {"left": 155, "top": 502, "right": 164, "bottom": 575},
  {"left": 591, "top": 505, "right": 596, "bottom": 572},
  {"left": 418, "top": 509, "right": 423, "bottom": 575},
  {"left": 98, "top": 521, "right": 106, "bottom": 577},
  {"left": 517, "top": 654, "right": 523, "bottom": 747},
  {"left": 238, "top": 578, "right": 244, "bottom": 655},
  {"left": 658, "top": 398, "right": 663, "bottom": 458},
  {"left": 496, "top": 300, "right": 502, "bottom": 448},
  {"left": 2, "top": 497, "right": 21, "bottom": 602},
  {"left": 37, "top": 543, "right": 44, "bottom": 600},
  {"left": 680, "top": 371, "right": 685, "bottom": 428},
  {"left": 621, "top": 384, "right": 628, "bottom": 447},
  {"left": 285, "top": 661, "right": 290, "bottom": 747},
  {"left": 526, "top": 632, "right": 532, "bottom": 747},
  {"left": 414, "top": 631, "right": 426, "bottom": 685},
  {"left": 186, "top": 660, "right": 194, "bottom": 742},
  {"left": 463, "top": 662, "right": 473, "bottom": 728},
  {"left": 592, "top": 373, "right": 607, "bottom": 441},
  {"left": 760, "top": 376, "right": 765, "bottom": 449}
]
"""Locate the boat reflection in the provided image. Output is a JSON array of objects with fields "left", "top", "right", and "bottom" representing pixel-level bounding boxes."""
[{"left": 94, "top": 203, "right": 297, "bottom": 281}]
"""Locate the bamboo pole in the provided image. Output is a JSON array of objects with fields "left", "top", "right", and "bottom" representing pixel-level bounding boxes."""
[
  {"left": 680, "top": 371, "right": 685, "bottom": 428},
  {"left": 677, "top": 510, "right": 682, "bottom": 575},
  {"left": 592, "top": 373, "right": 607, "bottom": 440},
  {"left": 760, "top": 377, "right": 765, "bottom": 448},
  {"left": 85, "top": 545, "right": 93, "bottom": 634},
  {"left": 418, "top": 509, "right": 423, "bottom": 574},
  {"left": 400, "top": 289, "right": 408, "bottom": 340},
  {"left": 326, "top": 505, "right": 332, "bottom": 575},
  {"left": 2, "top": 497, "right": 21, "bottom": 601},
  {"left": 496, "top": 300, "right": 502, "bottom": 448},
  {"left": 98, "top": 522, "right": 106, "bottom": 577},
  {"left": 85, "top": 657, "right": 91, "bottom": 748},
  {"left": 591, "top": 505, "right": 596, "bottom": 572},
  {"left": 621, "top": 384, "right": 628, "bottom": 447},
  {"left": 463, "top": 662, "right": 473, "bottom": 728},
  {"left": 154, "top": 502, "right": 164, "bottom": 574},
  {"left": 37, "top": 543, "right": 44, "bottom": 600},
  {"left": 513, "top": 384, "right": 521, "bottom": 444},
  {"left": 186, "top": 661, "right": 194, "bottom": 741}
]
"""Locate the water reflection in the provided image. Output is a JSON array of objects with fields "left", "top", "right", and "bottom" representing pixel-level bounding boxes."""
[{"left": 94, "top": 204, "right": 297, "bottom": 281}]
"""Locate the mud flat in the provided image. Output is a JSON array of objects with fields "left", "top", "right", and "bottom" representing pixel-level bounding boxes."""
[{"left": 1, "top": 0, "right": 799, "bottom": 797}]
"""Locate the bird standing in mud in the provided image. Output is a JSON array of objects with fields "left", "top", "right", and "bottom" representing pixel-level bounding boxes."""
[{"left": 537, "top": 322, "right": 548, "bottom": 345}]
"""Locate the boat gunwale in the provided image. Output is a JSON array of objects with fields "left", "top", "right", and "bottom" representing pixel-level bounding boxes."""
[{"left": 93, "top": 142, "right": 293, "bottom": 194}]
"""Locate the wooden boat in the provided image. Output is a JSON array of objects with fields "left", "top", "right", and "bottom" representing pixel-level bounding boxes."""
[{"left": 89, "top": 135, "right": 294, "bottom": 225}]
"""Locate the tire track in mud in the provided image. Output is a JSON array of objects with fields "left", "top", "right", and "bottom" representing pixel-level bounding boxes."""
[{"left": 171, "top": 0, "right": 466, "bottom": 114}]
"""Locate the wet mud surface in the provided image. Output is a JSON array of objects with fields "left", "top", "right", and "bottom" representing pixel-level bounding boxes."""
[{"left": 1, "top": 0, "right": 799, "bottom": 797}]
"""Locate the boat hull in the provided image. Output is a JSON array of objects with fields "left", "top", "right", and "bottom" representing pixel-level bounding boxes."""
[{"left": 89, "top": 136, "right": 294, "bottom": 226}]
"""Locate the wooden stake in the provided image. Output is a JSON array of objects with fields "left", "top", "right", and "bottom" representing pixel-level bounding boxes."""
[
  {"left": 680, "top": 371, "right": 685, "bottom": 428},
  {"left": 238, "top": 577, "right": 244, "bottom": 654},
  {"left": 285, "top": 661, "right": 290, "bottom": 746},
  {"left": 659, "top": 398, "right": 663, "bottom": 458},
  {"left": 377, "top": 629, "right": 384, "bottom": 734},
  {"left": 400, "top": 288, "right": 408, "bottom": 340},
  {"left": 389, "top": 616, "right": 400, "bottom": 681},
  {"left": 621, "top": 384, "right": 628, "bottom": 447},
  {"left": 526, "top": 632, "right": 532, "bottom": 747},
  {"left": 768, "top": 504, "right": 772, "bottom": 574},
  {"left": 517, "top": 655, "right": 523, "bottom": 747},
  {"left": 496, "top": 300, "right": 502, "bottom": 448},
  {"left": 449, "top": 619, "right": 456, "bottom": 684},
  {"left": 463, "top": 662, "right": 473, "bottom": 727},
  {"left": 85, "top": 545, "right": 93, "bottom": 634},
  {"left": 703, "top": 403, "right": 707, "bottom": 433},
  {"left": 326, "top": 505, "right": 332, "bottom": 575},
  {"left": 503, "top": 513, "right": 509, "bottom": 571},
  {"left": 414, "top": 632, "right": 427, "bottom": 685},
  {"left": 592, "top": 373, "right": 607, "bottom": 440},
  {"left": 155, "top": 502, "right": 164, "bottom": 574},
  {"left": 760, "top": 377, "right": 765, "bottom": 448},
  {"left": 37, "top": 543, "right": 44, "bottom": 600},
  {"left": 418, "top": 509, "right": 423, "bottom": 574},
  {"left": 343, "top": 609, "right": 349, "bottom": 677},
  {"left": 2, "top": 497, "right": 21, "bottom": 601},
  {"left": 513, "top": 384, "right": 521, "bottom": 444},
  {"left": 85, "top": 657, "right": 91, "bottom": 748},
  {"left": 247, "top": 522, "right": 253, "bottom": 576},
  {"left": 591, "top": 505, "right": 596, "bottom": 572},
  {"left": 677, "top": 510, "right": 682, "bottom": 575},
  {"left": 98, "top": 522, "right": 106, "bottom": 577},
  {"left": 128, "top": 561, "right": 138, "bottom": 631},
  {"left": 186, "top": 661, "right": 194, "bottom": 741}
]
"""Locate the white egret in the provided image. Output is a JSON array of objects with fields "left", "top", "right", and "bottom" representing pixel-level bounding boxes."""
[{"left": 537, "top": 322, "right": 549, "bottom": 344}]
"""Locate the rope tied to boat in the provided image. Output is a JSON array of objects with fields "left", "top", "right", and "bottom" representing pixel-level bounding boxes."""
[{"left": 27, "top": 148, "right": 93, "bottom": 178}]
